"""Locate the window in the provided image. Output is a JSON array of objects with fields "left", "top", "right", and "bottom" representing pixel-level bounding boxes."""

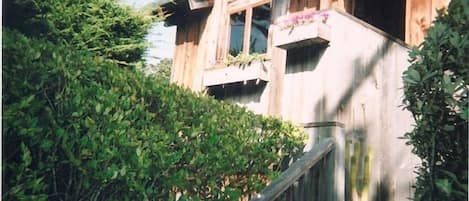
[
  {"left": 250, "top": 5, "right": 270, "bottom": 54},
  {"left": 229, "top": 11, "right": 246, "bottom": 56},
  {"left": 228, "top": 3, "right": 271, "bottom": 57}
]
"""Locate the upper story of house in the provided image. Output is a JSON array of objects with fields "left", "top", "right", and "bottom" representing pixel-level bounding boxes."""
[{"left": 156, "top": 0, "right": 448, "bottom": 91}]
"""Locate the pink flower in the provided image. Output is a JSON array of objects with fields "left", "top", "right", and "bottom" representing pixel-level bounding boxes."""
[
  {"left": 320, "top": 13, "right": 329, "bottom": 22},
  {"left": 275, "top": 11, "right": 329, "bottom": 29},
  {"left": 304, "top": 12, "right": 315, "bottom": 19}
]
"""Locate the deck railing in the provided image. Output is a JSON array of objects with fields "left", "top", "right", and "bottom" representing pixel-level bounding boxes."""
[
  {"left": 251, "top": 122, "right": 345, "bottom": 201},
  {"left": 251, "top": 139, "right": 335, "bottom": 201}
]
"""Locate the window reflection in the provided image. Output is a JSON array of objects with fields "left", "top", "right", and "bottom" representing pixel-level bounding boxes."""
[
  {"left": 229, "top": 11, "right": 245, "bottom": 57},
  {"left": 228, "top": 4, "right": 271, "bottom": 57},
  {"left": 250, "top": 4, "right": 270, "bottom": 54}
]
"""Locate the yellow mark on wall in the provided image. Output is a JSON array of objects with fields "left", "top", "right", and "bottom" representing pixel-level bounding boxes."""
[{"left": 346, "top": 140, "right": 373, "bottom": 201}]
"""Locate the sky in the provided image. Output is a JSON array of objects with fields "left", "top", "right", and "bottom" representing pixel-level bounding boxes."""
[
  {"left": 120, "top": 0, "right": 155, "bottom": 8},
  {"left": 121, "top": 0, "right": 177, "bottom": 64},
  {"left": 144, "top": 23, "right": 177, "bottom": 64}
]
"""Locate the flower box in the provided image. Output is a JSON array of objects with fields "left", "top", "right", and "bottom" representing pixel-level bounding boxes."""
[
  {"left": 203, "top": 62, "right": 270, "bottom": 87},
  {"left": 273, "top": 21, "right": 331, "bottom": 49},
  {"left": 273, "top": 11, "right": 331, "bottom": 49}
]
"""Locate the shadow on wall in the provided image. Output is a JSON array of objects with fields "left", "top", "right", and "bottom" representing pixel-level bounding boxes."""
[
  {"left": 371, "top": 176, "right": 392, "bottom": 201},
  {"left": 286, "top": 44, "right": 328, "bottom": 74},
  {"left": 309, "top": 39, "right": 407, "bottom": 201},
  {"left": 304, "top": 40, "right": 392, "bottom": 123},
  {"left": 331, "top": 39, "right": 392, "bottom": 118},
  {"left": 208, "top": 80, "right": 267, "bottom": 105}
]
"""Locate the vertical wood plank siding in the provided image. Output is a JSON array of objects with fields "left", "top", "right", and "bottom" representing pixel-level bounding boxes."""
[
  {"left": 405, "top": 0, "right": 449, "bottom": 46},
  {"left": 171, "top": 13, "right": 206, "bottom": 89}
]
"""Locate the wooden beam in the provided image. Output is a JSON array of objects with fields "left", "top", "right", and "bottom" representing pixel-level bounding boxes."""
[
  {"left": 228, "top": 0, "right": 271, "bottom": 14},
  {"left": 216, "top": 1, "right": 230, "bottom": 62},
  {"left": 220, "top": 15, "right": 230, "bottom": 61},
  {"left": 271, "top": 0, "right": 289, "bottom": 21},
  {"left": 300, "top": 121, "right": 345, "bottom": 128},
  {"left": 344, "top": 0, "right": 355, "bottom": 14},
  {"left": 289, "top": 0, "right": 299, "bottom": 12},
  {"left": 405, "top": 0, "right": 412, "bottom": 44},
  {"left": 266, "top": 44, "right": 286, "bottom": 117},
  {"left": 243, "top": 7, "right": 253, "bottom": 55},
  {"left": 306, "top": 0, "right": 320, "bottom": 10},
  {"left": 330, "top": 0, "right": 345, "bottom": 11},
  {"left": 320, "top": 0, "right": 331, "bottom": 10}
]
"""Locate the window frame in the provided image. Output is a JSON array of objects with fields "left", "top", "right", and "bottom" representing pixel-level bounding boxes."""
[{"left": 226, "top": 0, "right": 272, "bottom": 57}]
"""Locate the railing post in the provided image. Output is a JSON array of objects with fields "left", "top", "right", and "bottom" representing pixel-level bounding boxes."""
[
  {"left": 335, "top": 124, "right": 345, "bottom": 201},
  {"left": 302, "top": 121, "right": 345, "bottom": 201}
]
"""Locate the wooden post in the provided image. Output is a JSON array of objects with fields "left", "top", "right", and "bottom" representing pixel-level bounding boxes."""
[
  {"left": 335, "top": 124, "right": 345, "bottom": 201},
  {"left": 320, "top": 0, "right": 331, "bottom": 10},
  {"left": 267, "top": 0, "right": 289, "bottom": 117},
  {"left": 271, "top": 0, "right": 289, "bottom": 20},
  {"left": 266, "top": 45, "right": 286, "bottom": 117},
  {"left": 302, "top": 121, "right": 345, "bottom": 201},
  {"left": 243, "top": 8, "right": 253, "bottom": 55}
]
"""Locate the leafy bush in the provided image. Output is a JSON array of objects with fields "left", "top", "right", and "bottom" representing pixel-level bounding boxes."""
[
  {"left": 2, "top": 30, "right": 306, "bottom": 200},
  {"left": 402, "top": 0, "right": 468, "bottom": 200},
  {"left": 144, "top": 58, "right": 172, "bottom": 80},
  {"left": 3, "top": 0, "right": 154, "bottom": 64}
]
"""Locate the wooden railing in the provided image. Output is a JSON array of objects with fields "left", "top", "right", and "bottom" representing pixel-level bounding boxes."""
[{"left": 251, "top": 138, "right": 336, "bottom": 201}]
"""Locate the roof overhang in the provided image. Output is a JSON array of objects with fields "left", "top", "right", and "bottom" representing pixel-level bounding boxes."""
[
  {"left": 188, "top": 0, "right": 213, "bottom": 10},
  {"left": 156, "top": 0, "right": 213, "bottom": 26},
  {"left": 155, "top": 0, "right": 213, "bottom": 10}
]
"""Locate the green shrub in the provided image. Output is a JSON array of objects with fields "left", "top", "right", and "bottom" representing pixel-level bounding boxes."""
[
  {"left": 402, "top": 0, "right": 468, "bottom": 200},
  {"left": 144, "top": 58, "right": 172, "bottom": 80},
  {"left": 2, "top": 30, "right": 306, "bottom": 200},
  {"left": 3, "top": 0, "right": 154, "bottom": 64}
]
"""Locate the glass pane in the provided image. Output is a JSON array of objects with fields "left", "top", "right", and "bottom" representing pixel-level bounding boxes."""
[
  {"left": 229, "top": 11, "right": 246, "bottom": 57},
  {"left": 250, "top": 4, "right": 271, "bottom": 54}
]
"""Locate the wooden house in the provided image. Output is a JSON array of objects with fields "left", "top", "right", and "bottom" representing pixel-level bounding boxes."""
[{"left": 155, "top": 0, "right": 449, "bottom": 200}]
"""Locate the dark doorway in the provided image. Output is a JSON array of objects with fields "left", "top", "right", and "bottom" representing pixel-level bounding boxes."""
[{"left": 353, "top": 0, "right": 406, "bottom": 40}]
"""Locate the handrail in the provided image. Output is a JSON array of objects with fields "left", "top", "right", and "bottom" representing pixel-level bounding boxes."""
[{"left": 251, "top": 138, "right": 335, "bottom": 201}]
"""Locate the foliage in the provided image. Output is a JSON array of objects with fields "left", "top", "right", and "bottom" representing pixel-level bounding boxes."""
[
  {"left": 143, "top": 59, "right": 172, "bottom": 81},
  {"left": 402, "top": 0, "right": 468, "bottom": 200},
  {"left": 138, "top": 2, "right": 172, "bottom": 20},
  {"left": 3, "top": 0, "right": 156, "bottom": 65},
  {"left": 154, "top": 58, "right": 173, "bottom": 81},
  {"left": 224, "top": 53, "right": 268, "bottom": 66},
  {"left": 2, "top": 30, "right": 306, "bottom": 200}
]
